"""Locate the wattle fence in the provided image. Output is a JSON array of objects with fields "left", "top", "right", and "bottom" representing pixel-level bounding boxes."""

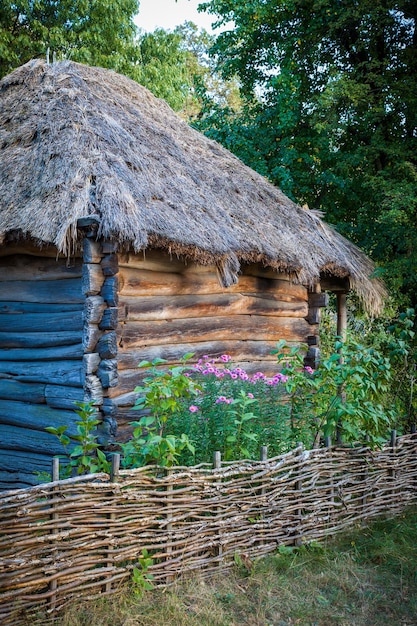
[{"left": 1, "top": 433, "right": 417, "bottom": 625}]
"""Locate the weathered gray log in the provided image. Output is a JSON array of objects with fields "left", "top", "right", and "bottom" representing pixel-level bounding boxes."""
[
  {"left": 83, "top": 324, "right": 101, "bottom": 353},
  {"left": 84, "top": 296, "right": 106, "bottom": 325},
  {"left": 0, "top": 279, "right": 83, "bottom": 303},
  {"left": 97, "top": 359, "right": 118, "bottom": 388},
  {"left": 0, "top": 301, "right": 83, "bottom": 314},
  {"left": 0, "top": 255, "right": 83, "bottom": 281},
  {"left": 308, "top": 292, "right": 329, "bottom": 308},
  {"left": 0, "top": 399, "right": 79, "bottom": 434},
  {"left": 118, "top": 294, "right": 308, "bottom": 322},
  {"left": 97, "top": 332, "right": 118, "bottom": 359},
  {"left": 117, "top": 340, "right": 283, "bottom": 371},
  {"left": 0, "top": 423, "right": 72, "bottom": 455},
  {"left": 99, "top": 307, "right": 118, "bottom": 330},
  {"left": 0, "top": 343, "right": 84, "bottom": 361},
  {"left": 83, "top": 353, "right": 101, "bottom": 375},
  {"left": 84, "top": 374, "right": 103, "bottom": 404},
  {"left": 101, "top": 276, "right": 119, "bottom": 306},
  {"left": 45, "top": 385, "right": 85, "bottom": 409},
  {"left": 0, "top": 311, "right": 83, "bottom": 331},
  {"left": 0, "top": 331, "right": 82, "bottom": 349},
  {"left": 0, "top": 379, "right": 46, "bottom": 403},
  {"left": 82, "top": 263, "right": 104, "bottom": 296},
  {"left": 0, "top": 360, "right": 84, "bottom": 386},
  {"left": 83, "top": 239, "right": 103, "bottom": 264},
  {"left": 101, "top": 254, "right": 119, "bottom": 277},
  {"left": 119, "top": 315, "right": 311, "bottom": 348},
  {"left": 118, "top": 268, "right": 308, "bottom": 301}
]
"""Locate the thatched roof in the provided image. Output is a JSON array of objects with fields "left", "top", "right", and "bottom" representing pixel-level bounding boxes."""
[{"left": 0, "top": 59, "right": 385, "bottom": 313}]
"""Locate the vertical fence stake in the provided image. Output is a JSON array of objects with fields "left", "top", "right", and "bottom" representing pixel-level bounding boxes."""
[
  {"left": 110, "top": 453, "right": 120, "bottom": 483},
  {"left": 294, "top": 444, "right": 304, "bottom": 547},
  {"left": 259, "top": 446, "right": 268, "bottom": 548},
  {"left": 411, "top": 424, "right": 416, "bottom": 435},
  {"left": 49, "top": 458, "right": 60, "bottom": 611},
  {"left": 106, "top": 454, "right": 120, "bottom": 593},
  {"left": 389, "top": 430, "right": 397, "bottom": 513},
  {"left": 213, "top": 451, "right": 223, "bottom": 566}
]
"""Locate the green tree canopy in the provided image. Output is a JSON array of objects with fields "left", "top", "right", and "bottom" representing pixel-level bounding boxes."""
[
  {"left": 0, "top": 0, "right": 140, "bottom": 79},
  {"left": 197, "top": 0, "right": 417, "bottom": 306}
]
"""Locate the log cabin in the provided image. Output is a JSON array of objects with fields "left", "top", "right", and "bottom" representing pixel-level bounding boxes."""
[{"left": 0, "top": 60, "right": 385, "bottom": 488}]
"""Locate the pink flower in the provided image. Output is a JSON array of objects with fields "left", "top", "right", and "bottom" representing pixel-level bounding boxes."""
[
  {"left": 189, "top": 405, "right": 199, "bottom": 412},
  {"left": 225, "top": 398, "right": 233, "bottom": 404},
  {"left": 230, "top": 373, "right": 238, "bottom": 379},
  {"left": 216, "top": 396, "right": 227, "bottom": 404},
  {"left": 305, "top": 366, "right": 314, "bottom": 375},
  {"left": 221, "top": 354, "right": 232, "bottom": 362},
  {"left": 247, "top": 393, "right": 254, "bottom": 399}
]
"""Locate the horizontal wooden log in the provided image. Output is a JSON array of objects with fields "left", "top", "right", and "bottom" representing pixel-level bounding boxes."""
[
  {"left": 306, "top": 308, "right": 321, "bottom": 325},
  {"left": 118, "top": 268, "right": 308, "bottom": 301},
  {"left": 0, "top": 310, "right": 84, "bottom": 333},
  {"left": 97, "top": 332, "right": 118, "bottom": 359},
  {"left": 0, "top": 331, "right": 82, "bottom": 349},
  {"left": 45, "top": 385, "right": 85, "bottom": 409},
  {"left": 0, "top": 423, "right": 71, "bottom": 455},
  {"left": 99, "top": 307, "right": 118, "bottom": 330},
  {"left": 82, "top": 263, "right": 104, "bottom": 296},
  {"left": 97, "top": 359, "right": 118, "bottom": 388},
  {"left": 83, "top": 239, "right": 103, "bottom": 264},
  {"left": 0, "top": 242, "right": 68, "bottom": 258},
  {"left": 83, "top": 353, "right": 101, "bottom": 375},
  {"left": 119, "top": 316, "right": 311, "bottom": 349},
  {"left": 0, "top": 379, "right": 46, "bottom": 403},
  {"left": 84, "top": 374, "right": 103, "bottom": 404},
  {"left": 0, "top": 301, "right": 83, "bottom": 314},
  {"left": 101, "top": 254, "right": 119, "bottom": 277},
  {"left": 0, "top": 360, "right": 83, "bottom": 386},
  {"left": 101, "top": 276, "right": 119, "bottom": 306},
  {"left": 308, "top": 292, "right": 329, "bottom": 308},
  {"left": 117, "top": 340, "right": 285, "bottom": 371},
  {"left": 0, "top": 343, "right": 84, "bottom": 361},
  {"left": 320, "top": 276, "right": 350, "bottom": 292},
  {"left": 0, "top": 399, "right": 79, "bottom": 435},
  {"left": 0, "top": 255, "right": 83, "bottom": 281},
  {"left": 0, "top": 447, "right": 52, "bottom": 475},
  {"left": 118, "top": 250, "right": 196, "bottom": 273},
  {"left": 84, "top": 296, "right": 106, "bottom": 325},
  {"left": 0, "top": 278, "right": 83, "bottom": 303},
  {"left": 111, "top": 359, "right": 287, "bottom": 396},
  {"left": 119, "top": 294, "right": 308, "bottom": 322},
  {"left": 83, "top": 324, "right": 101, "bottom": 353}
]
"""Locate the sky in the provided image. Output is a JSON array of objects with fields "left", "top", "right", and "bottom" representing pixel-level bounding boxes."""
[{"left": 135, "top": 0, "right": 222, "bottom": 33}]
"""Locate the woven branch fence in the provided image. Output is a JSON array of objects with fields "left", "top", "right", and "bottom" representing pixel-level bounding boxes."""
[{"left": 1, "top": 433, "right": 417, "bottom": 625}]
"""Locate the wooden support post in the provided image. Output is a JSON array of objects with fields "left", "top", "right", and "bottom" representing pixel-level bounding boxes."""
[
  {"left": 110, "top": 453, "right": 120, "bottom": 482},
  {"left": 336, "top": 292, "right": 348, "bottom": 444}
]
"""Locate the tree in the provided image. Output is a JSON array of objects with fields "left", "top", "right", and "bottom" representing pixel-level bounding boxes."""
[
  {"left": 0, "top": 0, "right": 140, "bottom": 79},
  {"left": 198, "top": 0, "right": 417, "bottom": 307}
]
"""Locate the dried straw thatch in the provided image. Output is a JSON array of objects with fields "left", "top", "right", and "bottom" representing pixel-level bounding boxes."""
[{"left": 0, "top": 59, "right": 385, "bottom": 313}]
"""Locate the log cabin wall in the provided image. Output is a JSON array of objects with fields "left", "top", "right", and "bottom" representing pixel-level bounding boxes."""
[
  {"left": 110, "top": 250, "right": 319, "bottom": 437},
  {"left": 0, "top": 245, "right": 85, "bottom": 489}
]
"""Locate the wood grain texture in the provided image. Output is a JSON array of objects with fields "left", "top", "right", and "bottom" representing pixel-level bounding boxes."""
[
  {"left": 118, "top": 268, "right": 308, "bottom": 301},
  {"left": 0, "top": 360, "right": 84, "bottom": 386},
  {"left": 0, "top": 255, "right": 83, "bottom": 281},
  {"left": 0, "top": 379, "right": 46, "bottom": 403},
  {"left": 119, "top": 294, "right": 308, "bottom": 322},
  {"left": 0, "top": 331, "right": 83, "bottom": 349},
  {"left": 0, "top": 399, "right": 79, "bottom": 434},
  {"left": 0, "top": 343, "right": 84, "bottom": 361},
  {"left": 0, "top": 423, "right": 70, "bottom": 455},
  {"left": 0, "top": 310, "right": 84, "bottom": 333},
  {"left": 119, "top": 315, "right": 310, "bottom": 349},
  {"left": 117, "top": 340, "right": 285, "bottom": 371},
  {"left": 0, "top": 278, "right": 83, "bottom": 303}
]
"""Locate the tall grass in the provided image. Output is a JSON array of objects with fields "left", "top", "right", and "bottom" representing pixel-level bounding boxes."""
[{"left": 56, "top": 507, "right": 417, "bottom": 626}]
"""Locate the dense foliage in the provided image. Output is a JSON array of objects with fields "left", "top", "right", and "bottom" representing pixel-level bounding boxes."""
[{"left": 196, "top": 0, "right": 417, "bottom": 306}]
